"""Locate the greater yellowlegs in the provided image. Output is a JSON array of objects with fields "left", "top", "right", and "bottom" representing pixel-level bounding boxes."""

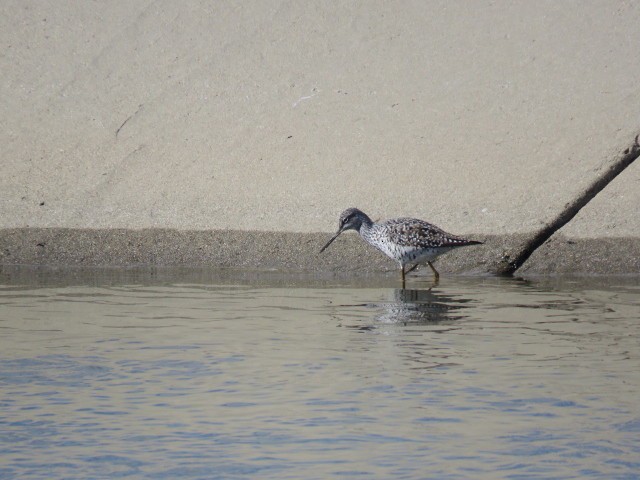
[{"left": 319, "top": 208, "right": 482, "bottom": 286}]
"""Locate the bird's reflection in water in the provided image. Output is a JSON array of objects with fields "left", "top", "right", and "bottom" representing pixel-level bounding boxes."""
[
  {"left": 337, "top": 286, "right": 477, "bottom": 369},
  {"left": 343, "top": 286, "right": 474, "bottom": 330},
  {"left": 375, "top": 287, "right": 472, "bottom": 325}
]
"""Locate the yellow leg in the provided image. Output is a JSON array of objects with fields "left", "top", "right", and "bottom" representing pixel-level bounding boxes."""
[
  {"left": 427, "top": 261, "right": 440, "bottom": 281},
  {"left": 405, "top": 264, "right": 419, "bottom": 275}
]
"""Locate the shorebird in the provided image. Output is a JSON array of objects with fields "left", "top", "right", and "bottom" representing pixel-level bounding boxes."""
[{"left": 319, "top": 208, "right": 482, "bottom": 287}]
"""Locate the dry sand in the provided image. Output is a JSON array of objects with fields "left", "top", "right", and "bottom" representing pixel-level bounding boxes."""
[{"left": 1, "top": 1, "right": 639, "bottom": 275}]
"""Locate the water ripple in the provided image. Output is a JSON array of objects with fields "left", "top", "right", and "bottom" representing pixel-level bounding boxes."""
[{"left": 0, "top": 273, "right": 639, "bottom": 478}]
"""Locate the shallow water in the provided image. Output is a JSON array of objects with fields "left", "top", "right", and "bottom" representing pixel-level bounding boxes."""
[{"left": 1, "top": 268, "right": 639, "bottom": 479}]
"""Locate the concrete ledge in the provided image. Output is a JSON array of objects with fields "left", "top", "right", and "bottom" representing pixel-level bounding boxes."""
[
  {"left": 517, "top": 234, "right": 640, "bottom": 276},
  {"left": 2, "top": 228, "right": 638, "bottom": 276}
]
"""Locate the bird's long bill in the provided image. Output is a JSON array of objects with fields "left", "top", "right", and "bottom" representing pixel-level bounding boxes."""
[{"left": 319, "top": 230, "right": 343, "bottom": 253}]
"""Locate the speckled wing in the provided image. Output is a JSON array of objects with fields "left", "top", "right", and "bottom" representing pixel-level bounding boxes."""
[{"left": 381, "top": 218, "right": 480, "bottom": 249}]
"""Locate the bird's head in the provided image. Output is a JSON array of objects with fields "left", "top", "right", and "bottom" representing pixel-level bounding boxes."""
[{"left": 319, "top": 208, "right": 369, "bottom": 253}]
